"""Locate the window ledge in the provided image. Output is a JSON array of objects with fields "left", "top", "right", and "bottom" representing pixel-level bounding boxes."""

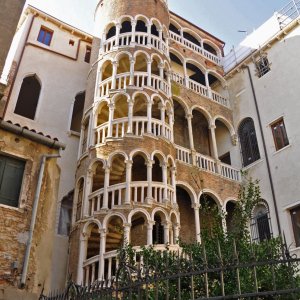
[
  {"left": 67, "top": 130, "right": 80, "bottom": 137},
  {"left": 242, "top": 158, "right": 264, "bottom": 171},
  {"left": 0, "top": 203, "right": 24, "bottom": 212},
  {"left": 272, "top": 144, "right": 291, "bottom": 156}
]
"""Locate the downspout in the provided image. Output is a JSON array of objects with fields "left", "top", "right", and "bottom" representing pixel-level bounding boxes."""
[
  {"left": 243, "top": 65, "right": 282, "bottom": 237},
  {"left": 20, "top": 149, "right": 62, "bottom": 288}
]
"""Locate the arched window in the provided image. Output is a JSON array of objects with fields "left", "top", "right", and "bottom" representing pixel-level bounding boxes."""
[
  {"left": 58, "top": 191, "right": 74, "bottom": 236},
  {"left": 14, "top": 75, "right": 41, "bottom": 119},
  {"left": 238, "top": 118, "right": 260, "bottom": 167},
  {"left": 153, "top": 214, "right": 164, "bottom": 244},
  {"left": 251, "top": 202, "right": 272, "bottom": 242},
  {"left": 70, "top": 92, "right": 85, "bottom": 133}
]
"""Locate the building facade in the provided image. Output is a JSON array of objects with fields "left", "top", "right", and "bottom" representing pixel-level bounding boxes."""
[{"left": 68, "top": 0, "right": 240, "bottom": 284}]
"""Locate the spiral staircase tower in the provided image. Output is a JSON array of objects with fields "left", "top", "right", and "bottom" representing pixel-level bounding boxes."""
[{"left": 69, "top": 0, "right": 241, "bottom": 285}]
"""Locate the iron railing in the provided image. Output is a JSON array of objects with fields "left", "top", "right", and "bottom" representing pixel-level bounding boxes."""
[{"left": 40, "top": 240, "right": 300, "bottom": 300}]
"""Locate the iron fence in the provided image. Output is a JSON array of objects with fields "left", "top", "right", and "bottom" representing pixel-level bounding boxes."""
[{"left": 40, "top": 239, "right": 300, "bottom": 300}]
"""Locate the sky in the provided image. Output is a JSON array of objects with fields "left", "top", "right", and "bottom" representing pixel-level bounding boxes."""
[{"left": 26, "top": 0, "right": 289, "bottom": 53}]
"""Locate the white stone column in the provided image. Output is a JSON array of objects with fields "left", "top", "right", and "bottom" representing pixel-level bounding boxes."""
[
  {"left": 123, "top": 223, "right": 131, "bottom": 245},
  {"left": 158, "top": 62, "right": 164, "bottom": 92},
  {"left": 205, "top": 71, "right": 212, "bottom": 98},
  {"left": 147, "top": 221, "right": 155, "bottom": 245},
  {"left": 159, "top": 103, "right": 165, "bottom": 137},
  {"left": 83, "top": 169, "right": 93, "bottom": 217},
  {"left": 131, "top": 20, "right": 136, "bottom": 45},
  {"left": 127, "top": 98, "right": 134, "bottom": 134},
  {"left": 147, "top": 101, "right": 153, "bottom": 134},
  {"left": 103, "top": 167, "right": 110, "bottom": 209},
  {"left": 77, "top": 235, "right": 88, "bottom": 284},
  {"left": 179, "top": 28, "right": 184, "bottom": 43},
  {"left": 125, "top": 159, "right": 133, "bottom": 205},
  {"left": 193, "top": 203, "right": 201, "bottom": 243},
  {"left": 107, "top": 103, "right": 115, "bottom": 138},
  {"left": 167, "top": 109, "right": 174, "bottom": 142},
  {"left": 209, "top": 124, "right": 221, "bottom": 173},
  {"left": 115, "top": 23, "right": 121, "bottom": 47},
  {"left": 147, "top": 23, "right": 152, "bottom": 47},
  {"left": 184, "top": 62, "right": 189, "bottom": 88},
  {"left": 147, "top": 59, "right": 152, "bottom": 86},
  {"left": 166, "top": 71, "right": 172, "bottom": 97},
  {"left": 222, "top": 205, "right": 228, "bottom": 234},
  {"left": 146, "top": 160, "right": 154, "bottom": 203},
  {"left": 174, "top": 223, "right": 180, "bottom": 244},
  {"left": 158, "top": 29, "right": 163, "bottom": 51},
  {"left": 129, "top": 58, "right": 135, "bottom": 85},
  {"left": 161, "top": 163, "right": 169, "bottom": 204},
  {"left": 186, "top": 113, "right": 195, "bottom": 150},
  {"left": 98, "top": 229, "right": 106, "bottom": 280},
  {"left": 111, "top": 61, "right": 118, "bottom": 89},
  {"left": 171, "top": 167, "right": 177, "bottom": 204},
  {"left": 163, "top": 222, "right": 170, "bottom": 244}
]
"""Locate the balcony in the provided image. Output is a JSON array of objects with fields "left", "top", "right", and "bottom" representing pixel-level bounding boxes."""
[
  {"left": 171, "top": 71, "right": 229, "bottom": 107},
  {"left": 99, "top": 72, "right": 170, "bottom": 98},
  {"left": 169, "top": 31, "right": 221, "bottom": 65},
  {"left": 102, "top": 32, "right": 168, "bottom": 56},
  {"left": 175, "top": 145, "right": 241, "bottom": 182}
]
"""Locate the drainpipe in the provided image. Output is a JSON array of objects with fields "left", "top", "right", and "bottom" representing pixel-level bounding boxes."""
[
  {"left": 243, "top": 65, "right": 282, "bottom": 237},
  {"left": 20, "top": 149, "right": 62, "bottom": 288}
]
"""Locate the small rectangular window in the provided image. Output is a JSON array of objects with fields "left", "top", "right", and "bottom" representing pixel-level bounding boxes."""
[
  {"left": 84, "top": 46, "right": 91, "bottom": 63},
  {"left": 271, "top": 118, "right": 289, "bottom": 151},
  {"left": 0, "top": 155, "right": 25, "bottom": 207},
  {"left": 256, "top": 56, "right": 270, "bottom": 78},
  {"left": 37, "top": 26, "right": 53, "bottom": 46},
  {"left": 291, "top": 206, "right": 300, "bottom": 247}
]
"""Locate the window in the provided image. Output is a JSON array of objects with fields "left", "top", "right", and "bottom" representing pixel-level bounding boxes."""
[
  {"left": 256, "top": 56, "right": 270, "bottom": 78},
  {"left": 70, "top": 92, "right": 85, "bottom": 132},
  {"left": 14, "top": 75, "right": 41, "bottom": 120},
  {"left": 58, "top": 191, "right": 73, "bottom": 236},
  {"left": 291, "top": 206, "right": 300, "bottom": 247},
  {"left": 271, "top": 118, "right": 289, "bottom": 151},
  {"left": 153, "top": 215, "right": 164, "bottom": 244},
  {"left": 37, "top": 26, "right": 53, "bottom": 46},
  {"left": 84, "top": 46, "right": 91, "bottom": 63},
  {"left": 251, "top": 203, "right": 272, "bottom": 243},
  {"left": 76, "top": 179, "right": 84, "bottom": 221},
  {"left": 0, "top": 155, "right": 25, "bottom": 207},
  {"left": 238, "top": 118, "right": 260, "bottom": 167}
]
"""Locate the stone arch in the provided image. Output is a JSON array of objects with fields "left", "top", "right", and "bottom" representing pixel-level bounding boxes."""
[
  {"left": 207, "top": 69, "right": 226, "bottom": 88},
  {"left": 129, "top": 149, "right": 150, "bottom": 161},
  {"left": 203, "top": 39, "right": 220, "bottom": 56},
  {"left": 107, "top": 151, "right": 128, "bottom": 166},
  {"left": 129, "top": 209, "right": 151, "bottom": 246}
]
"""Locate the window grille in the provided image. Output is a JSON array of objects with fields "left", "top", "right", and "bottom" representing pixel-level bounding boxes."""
[
  {"left": 238, "top": 118, "right": 260, "bottom": 167},
  {"left": 256, "top": 56, "right": 270, "bottom": 78}
]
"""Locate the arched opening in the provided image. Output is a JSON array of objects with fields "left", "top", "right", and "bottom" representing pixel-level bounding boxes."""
[
  {"left": 251, "top": 202, "right": 272, "bottom": 242},
  {"left": 151, "top": 56, "right": 160, "bottom": 76},
  {"left": 208, "top": 73, "right": 223, "bottom": 94},
  {"left": 86, "top": 224, "right": 100, "bottom": 259},
  {"left": 170, "top": 53, "right": 184, "bottom": 76},
  {"left": 110, "top": 154, "right": 126, "bottom": 187},
  {"left": 192, "top": 109, "right": 211, "bottom": 156},
  {"left": 133, "top": 94, "right": 147, "bottom": 117},
  {"left": 114, "top": 94, "right": 128, "bottom": 119},
  {"left": 132, "top": 154, "right": 147, "bottom": 182},
  {"left": 106, "top": 25, "right": 116, "bottom": 40},
  {"left": 152, "top": 96, "right": 163, "bottom": 121},
  {"left": 169, "top": 23, "right": 180, "bottom": 35},
  {"left": 96, "top": 102, "right": 109, "bottom": 127},
  {"left": 151, "top": 23, "right": 159, "bottom": 37},
  {"left": 225, "top": 201, "right": 237, "bottom": 233},
  {"left": 70, "top": 92, "right": 85, "bottom": 133},
  {"left": 131, "top": 212, "right": 148, "bottom": 246},
  {"left": 75, "top": 178, "right": 84, "bottom": 221},
  {"left": 120, "top": 20, "right": 132, "bottom": 34},
  {"left": 153, "top": 213, "right": 164, "bottom": 244},
  {"left": 203, "top": 42, "right": 218, "bottom": 56},
  {"left": 177, "top": 186, "right": 195, "bottom": 243},
  {"left": 183, "top": 31, "right": 201, "bottom": 46},
  {"left": 215, "top": 119, "right": 232, "bottom": 165},
  {"left": 173, "top": 99, "right": 189, "bottom": 148},
  {"left": 152, "top": 155, "right": 163, "bottom": 182},
  {"left": 200, "top": 194, "right": 220, "bottom": 235},
  {"left": 101, "top": 60, "right": 113, "bottom": 81},
  {"left": 117, "top": 54, "right": 130, "bottom": 74},
  {"left": 186, "top": 63, "right": 205, "bottom": 86},
  {"left": 134, "top": 52, "right": 148, "bottom": 72},
  {"left": 14, "top": 75, "right": 41, "bottom": 120},
  {"left": 238, "top": 118, "right": 260, "bottom": 167},
  {"left": 84, "top": 223, "right": 100, "bottom": 285},
  {"left": 136, "top": 20, "right": 147, "bottom": 33},
  {"left": 92, "top": 161, "right": 105, "bottom": 192},
  {"left": 58, "top": 191, "right": 73, "bottom": 236},
  {"left": 106, "top": 216, "right": 123, "bottom": 252}
]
